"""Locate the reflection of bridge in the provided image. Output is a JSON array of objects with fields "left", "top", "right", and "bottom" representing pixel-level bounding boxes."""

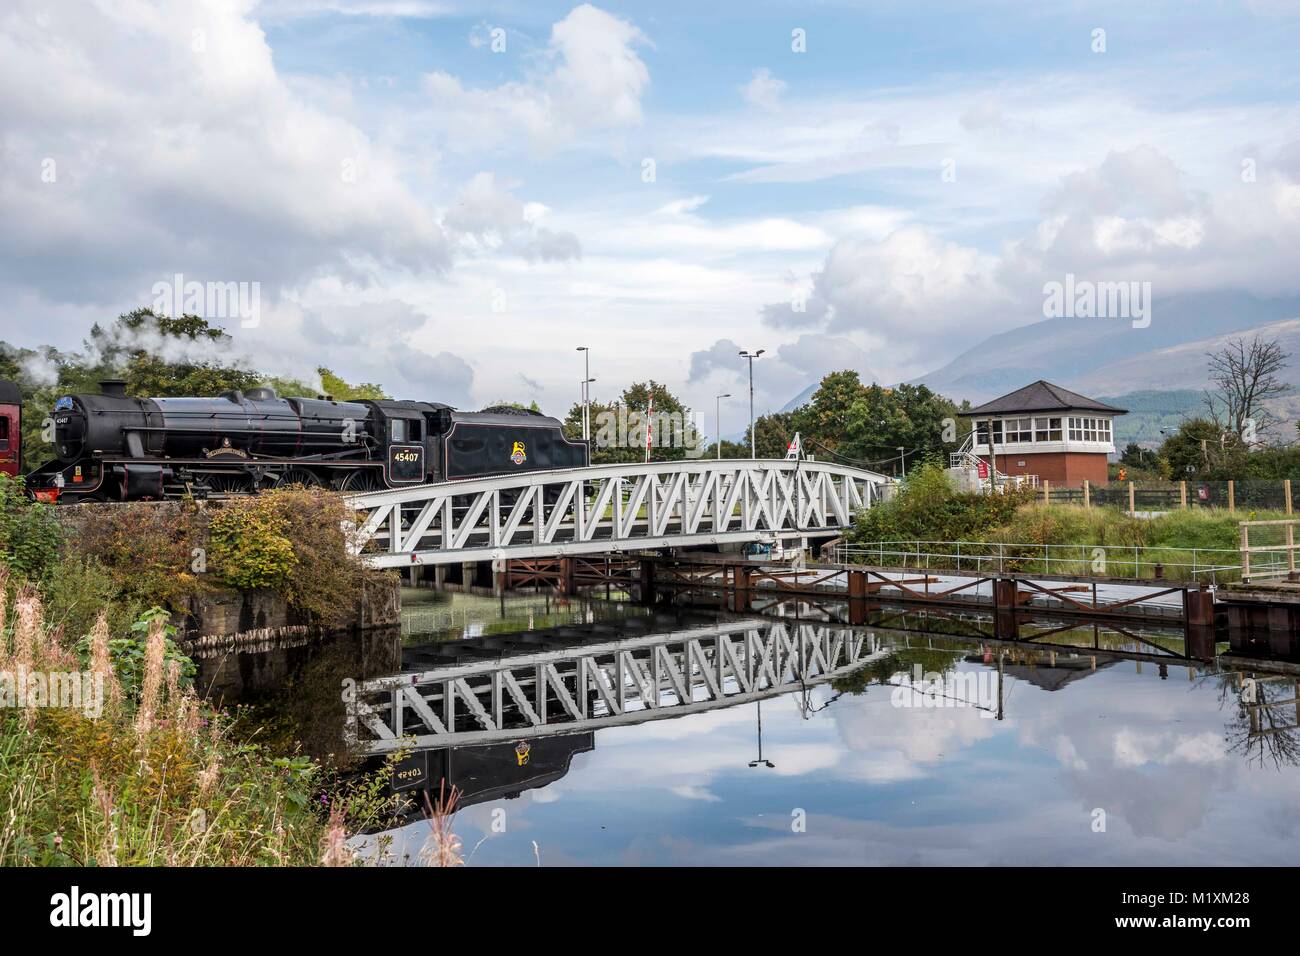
[
  {"left": 345, "top": 618, "right": 887, "bottom": 753},
  {"left": 345, "top": 459, "right": 889, "bottom": 568}
]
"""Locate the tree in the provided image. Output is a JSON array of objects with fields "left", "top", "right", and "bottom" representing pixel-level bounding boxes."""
[
  {"left": 565, "top": 380, "right": 699, "bottom": 464},
  {"left": 1204, "top": 335, "right": 1291, "bottom": 442},
  {"left": 741, "top": 372, "right": 963, "bottom": 469},
  {"left": 1157, "top": 417, "right": 1241, "bottom": 478}
]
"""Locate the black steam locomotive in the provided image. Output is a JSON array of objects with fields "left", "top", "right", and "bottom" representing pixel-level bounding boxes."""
[{"left": 27, "top": 380, "right": 587, "bottom": 502}]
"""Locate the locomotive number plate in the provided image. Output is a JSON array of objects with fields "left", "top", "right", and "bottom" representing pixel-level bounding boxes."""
[{"left": 387, "top": 444, "right": 425, "bottom": 483}]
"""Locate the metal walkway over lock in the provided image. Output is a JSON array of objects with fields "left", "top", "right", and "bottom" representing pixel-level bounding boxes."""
[
  {"left": 345, "top": 459, "right": 889, "bottom": 568},
  {"left": 345, "top": 618, "right": 888, "bottom": 752}
]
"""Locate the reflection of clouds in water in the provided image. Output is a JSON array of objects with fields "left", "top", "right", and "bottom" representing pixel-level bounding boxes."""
[
  {"left": 830, "top": 669, "right": 1002, "bottom": 771},
  {"left": 1005, "top": 667, "right": 1238, "bottom": 841},
  {"left": 362, "top": 655, "right": 1300, "bottom": 865},
  {"left": 670, "top": 784, "right": 721, "bottom": 802},
  {"left": 1113, "top": 729, "right": 1226, "bottom": 768}
]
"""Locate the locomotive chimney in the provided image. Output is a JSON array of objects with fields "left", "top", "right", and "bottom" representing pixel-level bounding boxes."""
[{"left": 99, "top": 379, "right": 127, "bottom": 398}]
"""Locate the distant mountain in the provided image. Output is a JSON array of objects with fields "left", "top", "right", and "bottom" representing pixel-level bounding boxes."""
[
  {"left": 910, "top": 290, "right": 1300, "bottom": 404},
  {"left": 1070, "top": 316, "right": 1300, "bottom": 396},
  {"left": 779, "top": 381, "right": 818, "bottom": 412},
  {"left": 1102, "top": 389, "right": 1203, "bottom": 447}
]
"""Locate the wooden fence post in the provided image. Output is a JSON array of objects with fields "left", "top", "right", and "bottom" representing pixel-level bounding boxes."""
[
  {"left": 1083, "top": 479, "right": 1091, "bottom": 508},
  {"left": 1240, "top": 522, "right": 1250, "bottom": 581},
  {"left": 1228, "top": 480, "right": 1235, "bottom": 513},
  {"left": 1180, "top": 480, "right": 1187, "bottom": 509},
  {"left": 1288, "top": 522, "right": 1296, "bottom": 580},
  {"left": 1042, "top": 479, "right": 1049, "bottom": 504},
  {"left": 1128, "top": 481, "right": 1135, "bottom": 514},
  {"left": 1286, "top": 478, "right": 1293, "bottom": 515}
]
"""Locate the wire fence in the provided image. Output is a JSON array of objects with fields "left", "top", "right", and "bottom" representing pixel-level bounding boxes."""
[
  {"left": 1036, "top": 479, "right": 1298, "bottom": 513},
  {"left": 827, "top": 540, "right": 1268, "bottom": 584}
]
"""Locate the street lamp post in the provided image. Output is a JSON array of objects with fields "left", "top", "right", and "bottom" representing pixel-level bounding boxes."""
[
  {"left": 715, "top": 393, "right": 731, "bottom": 460},
  {"left": 580, "top": 377, "right": 595, "bottom": 443},
  {"left": 898, "top": 446, "right": 906, "bottom": 477},
  {"left": 575, "top": 346, "right": 590, "bottom": 440},
  {"left": 738, "top": 349, "right": 764, "bottom": 459}
]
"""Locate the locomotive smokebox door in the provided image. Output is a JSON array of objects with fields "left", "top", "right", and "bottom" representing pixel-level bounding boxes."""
[{"left": 387, "top": 443, "right": 425, "bottom": 483}]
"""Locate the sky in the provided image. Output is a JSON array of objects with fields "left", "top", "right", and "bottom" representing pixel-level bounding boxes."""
[{"left": 4, "top": 0, "right": 1300, "bottom": 423}]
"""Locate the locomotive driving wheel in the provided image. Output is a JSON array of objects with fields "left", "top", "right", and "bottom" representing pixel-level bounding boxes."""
[
  {"left": 205, "top": 472, "right": 253, "bottom": 496},
  {"left": 276, "top": 468, "right": 322, "bottom": 488},
  {"left": 338, "top": 469, "right": 384, "bottom": 493}
]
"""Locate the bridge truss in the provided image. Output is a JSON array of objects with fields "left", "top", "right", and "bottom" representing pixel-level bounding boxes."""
[
  {"left": 344, "top": 618, "right": 886, "bottom": 752},
  {"left": 346, "top": 459, "right": 889, "bottom": 568}
]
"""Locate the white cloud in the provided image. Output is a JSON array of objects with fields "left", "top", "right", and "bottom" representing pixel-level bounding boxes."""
[
  {"left": 740, "top": 68, "right": 786, "bottom": 111},
  {"left": 0, "top": 0, "right": 449, "bottom": 312},
  {"left": 423, "top": 4, "right": 650, "bottom": 152}
]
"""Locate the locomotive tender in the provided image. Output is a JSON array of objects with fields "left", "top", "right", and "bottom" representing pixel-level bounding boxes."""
[{"left": 26, "top": 379, "right": 588, "bottom": 502}]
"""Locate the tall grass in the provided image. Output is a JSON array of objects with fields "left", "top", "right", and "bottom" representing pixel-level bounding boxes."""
[{"left": 0, "top": 588, "right": 328, "bottom": 866}]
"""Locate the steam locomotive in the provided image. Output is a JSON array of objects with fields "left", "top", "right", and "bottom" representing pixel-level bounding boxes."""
[{"left": 24, "top": 379, "right": 588, "bottom": 502}]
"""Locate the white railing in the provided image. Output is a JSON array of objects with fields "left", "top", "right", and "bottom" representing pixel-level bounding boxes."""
[
  {"left": 346, "top": 459, "right": 890, "bottom": 568},
  {"left": 827, "top": 540, "right": 1244, "bottom": 582}
]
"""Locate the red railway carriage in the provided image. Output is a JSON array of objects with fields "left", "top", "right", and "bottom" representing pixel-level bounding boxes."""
[{"left": 0, "top": 380, "right": 20, "bottom": 479}]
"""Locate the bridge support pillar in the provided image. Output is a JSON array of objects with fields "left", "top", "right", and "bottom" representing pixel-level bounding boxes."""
[
  {"left": 434, "top": 565, "right": 447, "bottom": 589},
  {"left": 993, "top": 578, "right": 1018, "bottom": 639},
  {"left": 560, "top": 557, "right": 577, "bottom": 596},
  {"left": 847, "top": 569, "right": 868, "bottom": 625},
  {"left": 638, "top": 559, "right": 657, "bottom": 605},
  {"left": 732, "top": 565, "right": 751, "bottom": 613},
  {"left": 461, "top": 561, "right": 477, "bottom": 592},
  {"left": 1183, "top": 585, "right": 1216, "bottom": 660}
]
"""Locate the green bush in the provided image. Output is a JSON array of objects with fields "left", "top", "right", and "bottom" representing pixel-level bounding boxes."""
[
  {"left": 60, "top": 501, "right": 211, "bottom": 613},
  {"left": 849, "top": 462, "right": 1033, "bottom": 543},
  {"left": 209, "top": 502, "right": 298, "bottom": 591},
  {"left": 0, "top": 474, "right": 63, "bottom": 579},
  {"left": 40, "top": 553, "right": 142, "bottom": 643}
]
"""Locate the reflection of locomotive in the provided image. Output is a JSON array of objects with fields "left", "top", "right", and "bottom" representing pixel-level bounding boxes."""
[
  {"left": 385, "top": 733, "right": 595, "bottom": 819},
  {"left": 27, "top": 379, "right": 587, "bottom": 502}
]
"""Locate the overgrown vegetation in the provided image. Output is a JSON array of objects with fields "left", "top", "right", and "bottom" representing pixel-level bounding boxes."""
[
  {"left": 0, "top": 589, "right": 330, "bottom": 865},
  {"left": 51, "top": 486, "right": 383, "bottom": 629},
  {"left": 847, "top": 461, "right": 1289, "bottom": 580},
  {"left": 849, "top": 462, "right": 1034, "bottom": 543}
]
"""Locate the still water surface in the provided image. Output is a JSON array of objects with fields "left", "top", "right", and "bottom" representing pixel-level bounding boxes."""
[
  {"left": 198, "top": 588, "right": 1300, "bottom": 866},
  {"left": 362, "top": 589, "right": 1300, "bottom": 866}
]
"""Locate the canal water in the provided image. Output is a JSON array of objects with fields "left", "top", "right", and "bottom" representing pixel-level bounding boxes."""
[{"left": 199, "top": 588, "right": 1300, "bottom": 866}]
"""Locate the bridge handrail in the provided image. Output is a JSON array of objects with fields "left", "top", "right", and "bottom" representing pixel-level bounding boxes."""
[{"left": 347, "top": 456, "right": 892, "bottom": 507}]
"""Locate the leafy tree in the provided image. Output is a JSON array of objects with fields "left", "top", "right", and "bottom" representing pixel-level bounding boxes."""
[
  {"left": 1119, "top": 443, "right": 1149, "bottom": 468},
  {"left": 1157, "top": 417, "right": 1242, "bottom": 478},
  {"left": 743, "top": 371, "right": 963, "bottom": 471},
  {"left": 566, "top": 380, "right": 699, "bottom": 463}
]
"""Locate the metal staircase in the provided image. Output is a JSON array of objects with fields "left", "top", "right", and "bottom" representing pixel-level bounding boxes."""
[{"left": 948, "top": 432, "right": 1038, "bottom": 490}]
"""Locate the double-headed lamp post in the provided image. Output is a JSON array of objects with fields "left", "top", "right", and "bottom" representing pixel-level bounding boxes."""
[
  {"left": 575, "top": 346, "right": 590, "bottom": 440},
  {"left": 738, "top": 349, "right": 765, "bottom": 458},
  {"left": 715, "top": 393, "right": 731, "bottom": 460}
]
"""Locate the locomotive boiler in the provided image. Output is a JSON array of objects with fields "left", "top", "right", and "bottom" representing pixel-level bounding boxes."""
[{"left": 27, "top": 380, "right": 587, "bottom": 502}]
